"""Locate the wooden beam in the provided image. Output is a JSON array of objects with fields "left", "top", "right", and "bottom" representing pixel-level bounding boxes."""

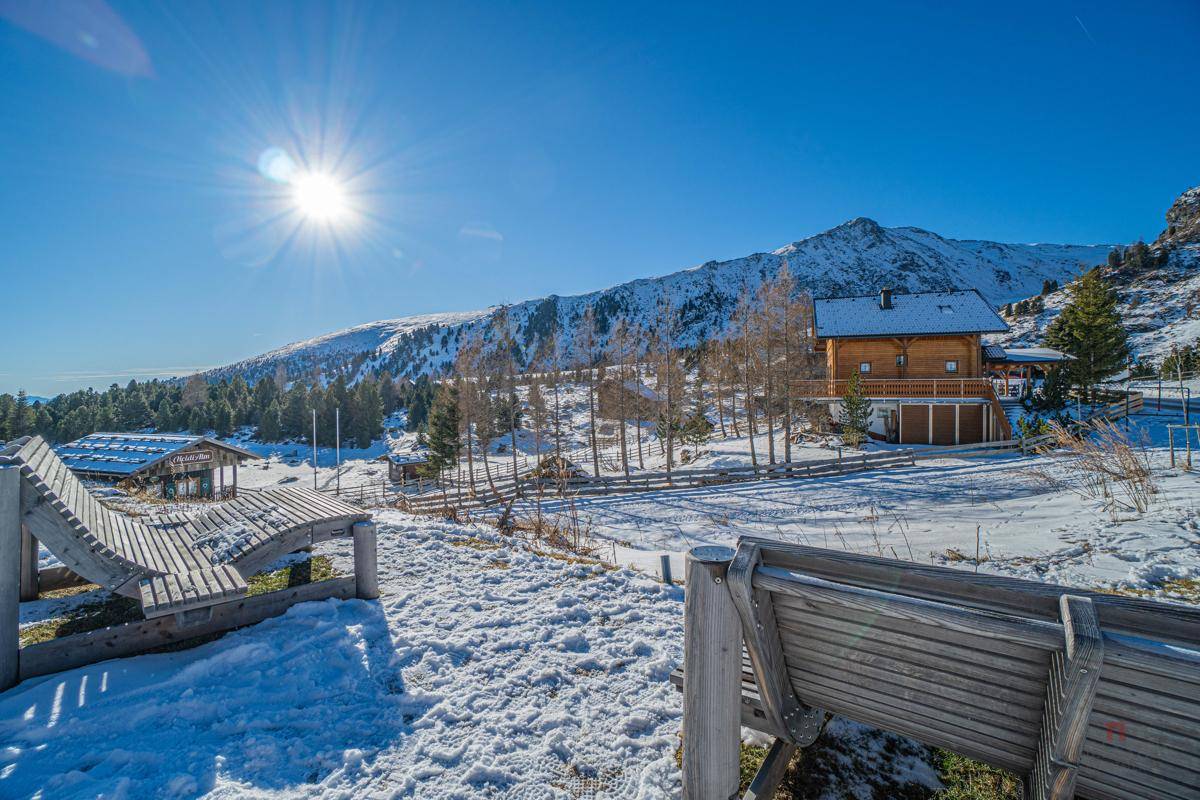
[
  {"left": 0, "top": 467, "right": 20, "bottom": 692},
  {"left": 743, "top": 738, "right": 798, "bottom": 800},
  {"left": 1026, "top": 595, "right": 1103, "bottom": 800},
  {"left": 19, "top": 524, "right": 38, "bottom": 601},
  {"left": 18, "top": 576, "right": 356, "bottom": 680},
  {"left": 682, "top": 546, "right": 742, "bottom": 800},
  {"left": 353, "top": 521, "right": 379, "bottom": 600},
  {"left": 728, "top": 542, "right": 825, "bottom": 745}
]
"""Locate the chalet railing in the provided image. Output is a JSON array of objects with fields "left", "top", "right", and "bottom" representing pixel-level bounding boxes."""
[{"left": 790, "top": 378, "right": 994, "bottom": 399}]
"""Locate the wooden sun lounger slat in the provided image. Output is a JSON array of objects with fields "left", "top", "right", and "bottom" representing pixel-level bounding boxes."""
[
  {"left": 256, "top": 489, "right": 323, "bottom": 524},
  {"left": 138, "top": 565, "right": 251, "bottom": 619}
]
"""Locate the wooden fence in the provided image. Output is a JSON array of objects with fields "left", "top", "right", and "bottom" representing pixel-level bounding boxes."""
[{"left": 391, "top": 390, "right": 1147, "bottom": 518}]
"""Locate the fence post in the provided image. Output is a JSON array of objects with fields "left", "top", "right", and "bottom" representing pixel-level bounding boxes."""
[
  {"left": 1, "top": 467, "right": 21, "bottom": 692},
  {"left": 352, "top": 521, "right": 379, "bottom": 600},
  {"left": 660, "top": 553, "right": 673, "bottom": 585},
  {"left": 1169, "top": 427, "right": 1176, "bottom": 469},
  {"left": 682, "top": 545, "right": 741, "bottom": 800}
]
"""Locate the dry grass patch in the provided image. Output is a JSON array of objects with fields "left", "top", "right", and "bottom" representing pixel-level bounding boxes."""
[{"left": 19, "top": 556, "right": 340, "bottom": 648}]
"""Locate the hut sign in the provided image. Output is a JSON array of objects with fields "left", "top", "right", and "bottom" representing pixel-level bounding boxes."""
[{"left": 169, "top": 450, "right": 214, "bottom": 467}]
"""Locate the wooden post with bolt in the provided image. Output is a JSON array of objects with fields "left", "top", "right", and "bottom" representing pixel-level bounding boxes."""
[
  {"left": 682, "top": 545, "right": 741, "bottom": 800},
  {"left": 1, "top": 467, "right": 21, "bottom": 692},
  {"left": 352, "top": 521, "right": 379, "bottom": 600}
]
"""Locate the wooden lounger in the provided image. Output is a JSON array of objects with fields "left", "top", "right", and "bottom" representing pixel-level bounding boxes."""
[{"left": 0, "top": 436, "right": 371, "bottom": 618}]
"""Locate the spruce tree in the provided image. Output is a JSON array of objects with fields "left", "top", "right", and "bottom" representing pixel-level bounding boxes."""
[
  {"left": 13, "top": 390, "right": 36, "bottom": 437},
  {"left": 1044, "top": 269, "right": 1129, "bottom": 399},
  {"left": 422, "top": 383, "right": 460, "bottom": 478},
  {"left": 258, "top": 400, "right": 283, "bottom": 441},
  {"left": 838, "top": 373, "right": 872, "bottom": 448}
]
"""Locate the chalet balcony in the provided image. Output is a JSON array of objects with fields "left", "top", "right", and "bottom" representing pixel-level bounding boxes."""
[{"left": 790, "top": 378, "right": 995, "bottom": 400}]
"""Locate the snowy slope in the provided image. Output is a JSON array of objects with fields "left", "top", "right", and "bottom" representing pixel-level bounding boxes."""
[
  {"left": 999, "top": 185, "right": 1200, "bottom": 362},
  {"left": 207, "top": 219, "right": 1110, "bottom": 384}
]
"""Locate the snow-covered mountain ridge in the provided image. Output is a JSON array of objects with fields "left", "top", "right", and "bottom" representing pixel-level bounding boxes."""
[
  {"left": 999, "top": 184, "right": 1200, "bottom": 362},
  {"left": 207, "top": 218, "right": 1112, "bottom": 384}
]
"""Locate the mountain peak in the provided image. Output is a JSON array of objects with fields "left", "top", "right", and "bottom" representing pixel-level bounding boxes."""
[
  {"left": 1158, "top": 184, "right": 1200, "bottom": 248},
  {"left": 836, "top": 217, "right": 883, "bottom": 234}
]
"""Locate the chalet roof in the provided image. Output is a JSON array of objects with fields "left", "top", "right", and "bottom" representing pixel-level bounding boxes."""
[
  {"left": 814, "top": 289, "right": 1009, "bottom": 339},
  {"left": 58, "top": 432, "right": 259, "bottom": 478}
]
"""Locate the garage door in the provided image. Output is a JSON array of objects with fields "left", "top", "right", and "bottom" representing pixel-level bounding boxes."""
[
  {"left": 931, "top": 406, "right": 956, "bottom": 445},
  {"left": 958, "top": 405, "right": 984, "bottom": 444},
  {"left": 899, "top": 404, "right": 928, "bottom": 445}
]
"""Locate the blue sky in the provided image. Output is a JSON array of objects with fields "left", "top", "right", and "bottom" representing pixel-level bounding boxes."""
[{"left": 1, "top": 0, "right": 1197, "bottom": 396}]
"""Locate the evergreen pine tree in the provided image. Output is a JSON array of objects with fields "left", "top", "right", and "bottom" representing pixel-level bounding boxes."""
[
  {"left": 258, "top": 400, "right": 283, "bottom": 441},
  {"left": 120, "top": 389, "right": 151, "bottom": 430},
  {"left": 838, "top": 373, "right": 873, "bottom": 447},
  {"left": 13, "top": 390, "right": 36, "bottom": 437},
  {"left": 187, "top": 407, "right": 208, "bottom": 434},
  {"left": 1106, "top": 247, "right": 1123, "bottom": 270},
  {"left": 155, "top": 399, "right": 174, "bottom": 431},
  {"left": 422, "top": 383, "right": 460, "bottom": 478},
  {"left": 1044, "top": 269, "right": 1129, "bottom": 399}
]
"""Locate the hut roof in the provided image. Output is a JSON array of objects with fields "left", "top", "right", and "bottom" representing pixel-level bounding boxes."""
[{"left": 58, "top": 432, "right": 258, "bottom": 478}]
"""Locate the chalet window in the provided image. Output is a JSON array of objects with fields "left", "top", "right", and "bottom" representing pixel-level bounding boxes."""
[
  {"left": 945, "top": 360, "right": 959, "bottom": 373},
  {"left": 859, "top": 362, "right": 871, "bottom": 374},
  {"left": 895, "top": 354, "right": 906, "bottom": 367}
]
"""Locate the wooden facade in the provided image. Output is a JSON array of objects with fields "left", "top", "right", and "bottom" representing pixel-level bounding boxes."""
[
  {"left": 824, "top": 334, "right": 984, "bottom": 381},
  {"left": 812, "top": 290, "right": 1014, "bottom": 444}
]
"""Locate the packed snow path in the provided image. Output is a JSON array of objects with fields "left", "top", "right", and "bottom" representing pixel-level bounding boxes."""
[{"left": 0, "top": 513, "right": 684, "bottom": 799}]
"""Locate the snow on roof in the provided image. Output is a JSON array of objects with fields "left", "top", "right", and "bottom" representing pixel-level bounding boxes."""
[
  {"left": 984, "top": 346, "right": 1075, "bottom": 364},
  {"left": 387, "top": 452, "right": 429, "bottom": 465},
  {"left": 814, "top": 289, "right": 1009, "bottom": 338},
  {"left": 58, "top": 432, "right": 258, "bottom": 477},
  {"left": 622, "top": 379, "right": 663, "bottom": 402}
]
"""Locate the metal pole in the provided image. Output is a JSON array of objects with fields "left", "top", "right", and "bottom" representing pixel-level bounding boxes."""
[
  {"left": 312, "top": 409, "right": 318, "bottom": 490},
  {"left": 660, "top": 553, "right": 673, "bottom": 585},
  {"left": 335, "top": 406, "right": 341, "bottom": 496},
  {"left": 1181, "top": 364, "right": 1188, "bottom": 426},
  {"left": 1125, "top": 357, "right": 1131, "bottom": 429}
]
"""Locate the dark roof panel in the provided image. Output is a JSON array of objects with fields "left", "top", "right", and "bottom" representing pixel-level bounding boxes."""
[{"left": 58, "top": 432, "right": 258, "bottom": 477}]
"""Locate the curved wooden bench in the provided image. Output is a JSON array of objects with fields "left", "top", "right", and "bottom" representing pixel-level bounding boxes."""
[
  {"left": 679, "top": 537, "right": 1200, "bottom": 800},
  {"left": 0, "top": 436, "right": 371, "bottom": 605}
]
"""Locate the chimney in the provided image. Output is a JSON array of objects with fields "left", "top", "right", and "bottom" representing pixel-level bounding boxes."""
[{"left": 880, "top": 288, "right": 893, "bottom": 310}]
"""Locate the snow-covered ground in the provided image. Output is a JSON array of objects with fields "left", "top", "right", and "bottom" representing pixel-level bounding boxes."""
[
  {"left": 518, "top": 411, "right": 1200, "bottom": 597},
  {"left": 2, "top": 516, "right": 687, "bottom": 799},
  {"left": 8, "top": 408, "right": 1197, "bottom": 797}
]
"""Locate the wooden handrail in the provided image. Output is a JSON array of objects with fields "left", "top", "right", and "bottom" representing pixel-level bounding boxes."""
[{"left": 790, "top": 379, "right": 993, "bottom": 398}]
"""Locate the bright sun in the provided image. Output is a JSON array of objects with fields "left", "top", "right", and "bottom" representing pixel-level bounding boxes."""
[{"left": 291, "top": 172, "right": 348, "bottom": 222}]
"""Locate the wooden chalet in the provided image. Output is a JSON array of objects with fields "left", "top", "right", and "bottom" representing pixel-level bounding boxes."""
[
  {"left": 807, "top": 288, "right": 1014, "bottom": 444},
  {"left": 58, "top": 432, "right": 259, "bottom": 499}
]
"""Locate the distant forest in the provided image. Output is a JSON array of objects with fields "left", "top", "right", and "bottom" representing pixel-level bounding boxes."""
[{"left": 0, "top": 370, "right": 438, "bottom": 448}]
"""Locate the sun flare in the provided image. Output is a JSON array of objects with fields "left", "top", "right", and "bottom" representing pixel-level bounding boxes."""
[{"left": 291, "top": 172, "right": 348, "bottom": 222}]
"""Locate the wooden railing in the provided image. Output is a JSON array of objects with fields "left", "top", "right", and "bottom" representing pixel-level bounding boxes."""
[{"left": 790, "top": 378, "right": 994, "bottom": 399}]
